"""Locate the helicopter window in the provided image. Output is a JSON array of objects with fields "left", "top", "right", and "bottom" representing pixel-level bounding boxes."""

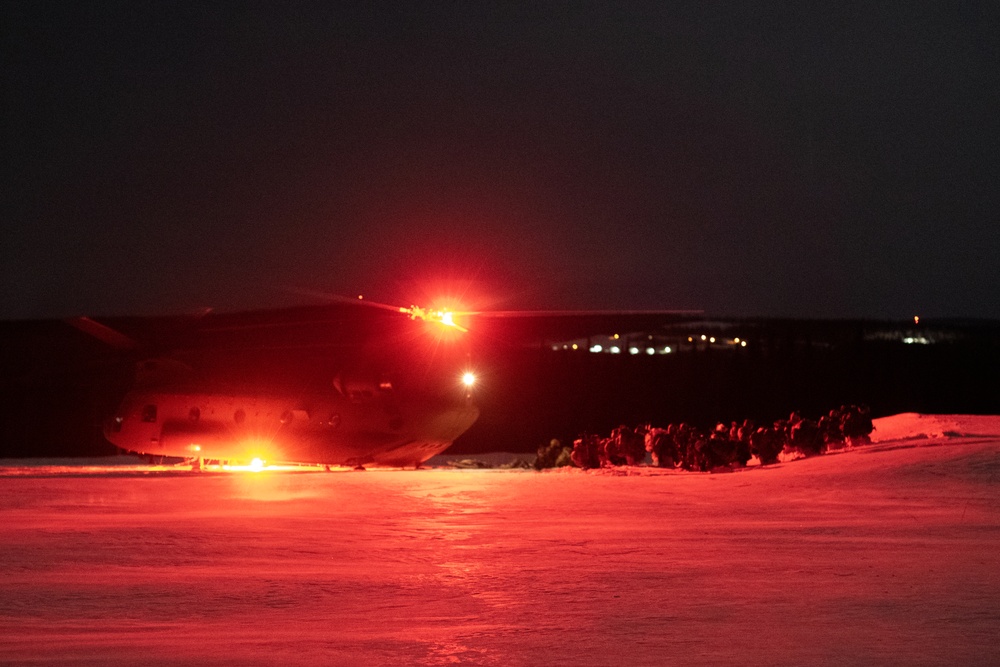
[
  {"left": 141, "top": 405, "right": 157, "bottom": 423},
  {"left": 234, "top": 409, "right": 246, "bottom": 424},
  {"left": 189, "top": 407, "right": 200, "bottom": 423}
]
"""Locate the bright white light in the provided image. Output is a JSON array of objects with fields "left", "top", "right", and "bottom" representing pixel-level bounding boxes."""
[
  {"left": 903, "top": 336, "right": 930, "bottom": 345},
  {"left": 701, "top": 335, "right": 707, "bottom": 341},
  {"left": 610, "top": 346, "right": 620, "bottom": 354},
  {"left": 590, "top": 344, "right": 603, "bottom": 353},
  {"left": 710, "top": 337, "right": 716, "bottom": 343},
  {"left": 249, "top": 458, "right": 265, "bottom": 472},
  {"left": 462, "top": 372, "right": 476, "bottom": 387},
  {"left": 734, "top": 337, "right": 740, "bottom": 344},
  {"left": 740, "top": 341, "right": 747, "bottom": 347},
  {"left": 646, "top": 347, "right": 655, "bottom": 355},
  {"left": 629, "top": 347, "right": 640, "bottom": 355},
  {"left": 664, "top": 346, "right": 672, "bottom": 354}
]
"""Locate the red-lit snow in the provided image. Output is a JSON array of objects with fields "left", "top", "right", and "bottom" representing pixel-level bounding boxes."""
[{"left": 1, "top": 414, "right": 999, "bottom": 666}]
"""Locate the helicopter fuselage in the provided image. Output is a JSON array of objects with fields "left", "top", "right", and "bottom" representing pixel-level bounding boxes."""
[{"left": 95, "top": 304, "right": 479, "bottom": 467}]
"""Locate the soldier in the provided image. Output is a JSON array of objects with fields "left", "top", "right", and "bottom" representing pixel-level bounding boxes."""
[
  {"left": 571, "top": 433, "right": 600, "bottom": 469},
  {"left": 858, "top": 404, "right": 874, "bottom": 441},
  {"left": 646, "top": 426, "right": 674, "bottom": 468},
  {"left": 751, "top": 425, "right": 782, "bottom": 465},
  {"left": 679, "top": 423, "right": 699, "bottom": 470},
  {"left": 842, "top": 404, "right": 874, "bottom": 446},
  {"left": 691, "top": 430, "right": 711, "bottom": 472},
  {"left": 604, "top": 426, "right": 629, "bottom": 466},
  {"left": 708, "top": 422, "right": 736, "bottom": 468},
  {"left": 553, "top": 443, "right": 573, "bottom": 468},
  {"left": 534, "top": 438, "right": 560, "bottom": 470},
  {"left": 599, "top": 434, "right": 618, "bottom": 467},
  {"left": 820, "top": 407, "right": 845, "bottom": 450},
  {"left": 733, "top": 426, "right": 752, "bottom": 467},
  {"left": 789, "top": 417, "right": 824, "bottom": 457},
  {"left": 621, "top": 425, "right": 646, "bottom": 466}
]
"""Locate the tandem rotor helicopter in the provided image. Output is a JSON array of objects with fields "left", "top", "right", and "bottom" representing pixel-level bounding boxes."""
[{"left": 62, "top": 295, "right": 700, "bottom": 470}]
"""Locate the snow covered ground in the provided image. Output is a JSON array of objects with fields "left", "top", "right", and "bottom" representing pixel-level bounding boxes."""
[{"left": 1, "top": 414, "right": 999, "bottom": 666}]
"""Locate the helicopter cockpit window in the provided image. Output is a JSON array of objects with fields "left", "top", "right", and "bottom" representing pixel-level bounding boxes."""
[{"left": 141, "top": 405, "right": 158, "bottom": 423}]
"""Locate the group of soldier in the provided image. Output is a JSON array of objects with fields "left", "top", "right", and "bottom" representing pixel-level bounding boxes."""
[{"left": 535, "top": 404, "right": 875, "bottom": 472}]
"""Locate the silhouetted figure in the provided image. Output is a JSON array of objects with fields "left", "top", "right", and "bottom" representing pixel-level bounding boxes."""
[
  {"left": 842, "top": 404, "right": 874, "bottom": 446},
  {"left": 788, "top": 417, "right": 824, "bottom": 457},
  {"left": 708, "top": 422, "right": 736, "bottom": 468},
  {"left": 535, "top": 438, "right": 571, "bottom": 470},
  {"left": 751, "top": 426, "right": 782, "bottom": 465},
  {"left": 646, "top": 426, "right": 675, "bottom": 468},
  {"left": 571, "top": 433, "right": 601, "bottom": 469}
]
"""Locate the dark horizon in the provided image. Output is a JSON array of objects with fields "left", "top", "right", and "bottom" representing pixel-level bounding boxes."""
[{"left": 4, "top": 2, "right": 999, "bottom": 321}]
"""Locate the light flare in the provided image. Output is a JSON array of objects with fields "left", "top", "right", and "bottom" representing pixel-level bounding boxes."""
[{"left": 401, "top": 305, "right": 468, "bottom": 332}]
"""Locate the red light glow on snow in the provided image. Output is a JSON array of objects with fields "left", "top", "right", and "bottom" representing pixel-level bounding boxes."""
[{"left": 3, "top": 414, "right": 999, "bottom": 665}]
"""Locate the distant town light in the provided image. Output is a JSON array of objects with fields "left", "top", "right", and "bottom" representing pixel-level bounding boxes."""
[
  {"left": 914, "top": 315, "right": 920, "bottom": 325},
  {"left": 613, "top": 333, "right": 620, "bottom": 340},
  {"left": 700, "top": 335, "right": 707, "bottom": 341},
  {"left": 740, "top": 341, "right": 747, "bottom": 347},
  {"left": 629, "top": 347, "right": 640, "bottom": 355},
  {"left": 734, "top": 337, "right": 740, "bottom": 343},
  {"left": 709, "top": 337, "right": 716, "bottom": 343},
  {"left": 610, "top": 346, "right": 621, "bottom": 354},
  {"left": 646, "top": 347, "right": 655, "bottom": 355},
  {"left": 590, "top": 344, "right": 603, "bottom": 353},
  {"left": 664, "top": 346, "right": 672, "bottom": 354},
  {"left": 572, "top": 343, "right": 579, "bottom": 350}
]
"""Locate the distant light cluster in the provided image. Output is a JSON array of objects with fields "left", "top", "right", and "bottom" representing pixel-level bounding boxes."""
[
  {"left": 902, "top": 336, "right": 931, "bottom": 345},
  {"left": 552, "top": 333, "right": 749, "bottom": 355}
]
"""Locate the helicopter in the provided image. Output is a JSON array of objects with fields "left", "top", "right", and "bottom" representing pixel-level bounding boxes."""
[{"left": 69, "top": 297, "right": 483, "bottom": 469}]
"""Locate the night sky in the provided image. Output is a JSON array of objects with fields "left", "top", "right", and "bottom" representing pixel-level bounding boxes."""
[{"left": 4, "top": 2, "right": 999, "bottom": 321}]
